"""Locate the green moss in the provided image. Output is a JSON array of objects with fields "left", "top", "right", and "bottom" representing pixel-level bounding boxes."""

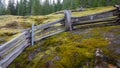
[
  {"left": 81, "top": 38, "right": 108, "bottom": 48},
  {"left": 0, "top": 29, "right": 20, "bottom": 44},
  {"left": 72, "top": 6, "right": 115, "bottom": 16}
]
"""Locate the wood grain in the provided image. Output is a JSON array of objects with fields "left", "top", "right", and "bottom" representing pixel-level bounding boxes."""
[
  {"left": 73, "top": 17, "right": 119, "bottom": 25},
  {"left": 72, "top": 9, "right": 117, "bottom": 23},
  {"left": 0, "top": 32, "right": 27, "bottom": 52},
  {"left": 35, "top": 29, "right": 65, "bottom": 42},
  {"left": 0, "top": 40, "right": 29, "bottom": 68}
]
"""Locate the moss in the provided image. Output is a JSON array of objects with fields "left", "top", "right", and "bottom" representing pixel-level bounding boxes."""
[
  {"left": 72, "top": 6, "right": 115, "bottom": 16},
  {"left": 81, "top": 38, "right": 108, "bottom": 48},
  {"left": 58, "top": 46, "right": 93, "bottom": 67},
  {"left": 42, "top": 14, "right": 63, "bottom": 24},
  {"left": 0, "top": 29, "right": 20, "bottom": 44}
]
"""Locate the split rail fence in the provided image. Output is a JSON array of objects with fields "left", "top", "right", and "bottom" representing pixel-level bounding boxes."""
[{"left": 0, "top": 5, "right": 120, "bottom": 68}]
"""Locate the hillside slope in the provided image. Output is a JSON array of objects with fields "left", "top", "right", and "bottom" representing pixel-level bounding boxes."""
[
  {"left": 0, "top": 6, "right": 120, "bottom": 68},
  {"left": 0, "top": 6, "right": 114, "bottom": 45}
]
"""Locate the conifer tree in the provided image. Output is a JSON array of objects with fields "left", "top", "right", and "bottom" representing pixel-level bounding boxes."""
[
  {"left": 0, "top": 0, "right": 120, "bottom": 15},
  {"left": 7, "top": 0, "right": 16, "bottom": 15},
  {"left": 32, "top": 0, "right": 41, "bottom": 15}
]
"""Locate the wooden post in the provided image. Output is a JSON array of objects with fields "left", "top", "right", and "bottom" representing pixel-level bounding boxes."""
[
  {"left": 64, "top": 10, "right": 73, "bottom": 31},
  {"left": 114, "top": 5, "right": 120, "bottom": 22},
  {"left": 31, "top": 23, "right": 34, "bottom": 46},
  {"left": 115, "top": 5, "right": 120, "bottom": 11}
]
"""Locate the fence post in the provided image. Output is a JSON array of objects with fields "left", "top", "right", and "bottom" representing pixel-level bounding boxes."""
[
  {"left": 31, "top": 23, "right": 34, "bottom": 46},
  {"left": 64, "top": 10, "right": 73, "bottom": 31},
  {"left": 114, "top": 5, "right": 120, "bottom": 22}
]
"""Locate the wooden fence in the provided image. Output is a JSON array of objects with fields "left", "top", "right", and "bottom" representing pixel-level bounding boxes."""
[
  {"left": 0, "top": 32, "right": 30, "bottom": 68},
  {"left": 0, "top": 5, "right": 120, "bottom": 68}
]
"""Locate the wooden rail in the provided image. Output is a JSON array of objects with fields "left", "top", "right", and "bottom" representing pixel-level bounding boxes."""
[
  {"left": 0, "top": 32, "right": 30, "bottom": 68},
  {"left": 0, "top": 5, "right": 120, "bottom": 68},
  {"left": 73, "top": 17, "right": 119, "bottom": 26}
]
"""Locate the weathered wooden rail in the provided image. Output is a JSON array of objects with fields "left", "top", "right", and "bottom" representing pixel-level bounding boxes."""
[
  {"left": 0, "top": 5, "right": 120, "bottom": 68},
  {"left": 0, "top": 32, "right": 30, "bottom": 68}
]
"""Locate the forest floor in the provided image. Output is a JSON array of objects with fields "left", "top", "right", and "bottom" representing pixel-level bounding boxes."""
[{"left": 0, "top": 6, "right": 120, "bottom": 68}]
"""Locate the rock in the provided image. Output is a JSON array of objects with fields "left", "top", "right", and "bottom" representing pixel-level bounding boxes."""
[
  {"left": 95, "top": 48, "right": 103, "bottom": 58},
  {"left": 94, "top": 48, "right": 119, "bottom": 68}
]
